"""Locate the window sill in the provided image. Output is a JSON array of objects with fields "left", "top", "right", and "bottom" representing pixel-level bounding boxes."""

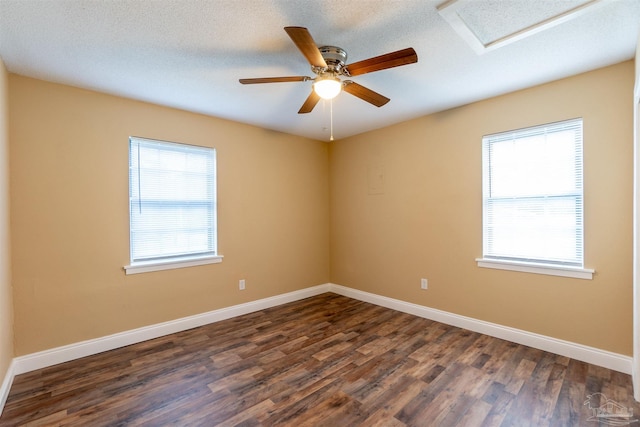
[
  {"left": 476, "top": 258, "right": 594, "bottom": 280},
  {"left": 124, "top": 255, "right": 223, "bottom": 275}
]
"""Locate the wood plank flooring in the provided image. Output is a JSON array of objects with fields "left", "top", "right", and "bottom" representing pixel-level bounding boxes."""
[{"left": 1, "top": 293, "right": 638, "bottom": 426}]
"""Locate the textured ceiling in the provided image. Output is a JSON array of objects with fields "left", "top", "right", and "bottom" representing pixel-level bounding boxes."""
[{"left": 0, "top": 0, "right": 638, "bottom": 141}]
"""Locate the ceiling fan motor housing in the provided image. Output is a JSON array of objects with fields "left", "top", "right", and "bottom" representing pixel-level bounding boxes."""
[{"left": 317, "top": 46, "right": 347, "bottom": 74}]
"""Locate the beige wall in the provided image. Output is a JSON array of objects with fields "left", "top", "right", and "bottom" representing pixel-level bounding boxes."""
[
  {"left": 7, "top": 60, "right": 636, "bottom": 358},
  {"left": 0, "top": 58, "right": 14, "bottom": 384},
  {"left": 9, "top": 75, "right": 330, "bottom": 355},
  {"left": 330, "top": 61, "right": 635, "bottom": 355}
]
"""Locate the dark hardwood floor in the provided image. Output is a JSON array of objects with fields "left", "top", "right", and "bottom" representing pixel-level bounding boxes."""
[{"left": 1, "top": 293, "right": 638, "bottom": 426}]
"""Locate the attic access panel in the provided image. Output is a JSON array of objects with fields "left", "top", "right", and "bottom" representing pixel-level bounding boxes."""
[{"left": 437, "top": 0, "right": 613, "bottom": 54}]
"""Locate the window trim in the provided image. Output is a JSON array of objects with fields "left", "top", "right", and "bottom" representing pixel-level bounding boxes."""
[
  {"left": 476, "top": 257, "right": 594, "bottom": 280},
  {"left": 124, "top": 254, "right": 223, "bottom": 275}
]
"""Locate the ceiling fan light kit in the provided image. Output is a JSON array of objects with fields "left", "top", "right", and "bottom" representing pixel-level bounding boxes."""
[
  {"left": 239, "top": 26, "right": 418, "bottom": 115},
  {"left": 313, "top": 75, "right": 342, "bottom": 100}
]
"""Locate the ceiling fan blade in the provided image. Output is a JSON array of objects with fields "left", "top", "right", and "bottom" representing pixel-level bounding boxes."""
[
  {"left": 344, "top": 47, "right": 418, "bottom": 77},
  {"left": 343, "top": 81, "right": 390, "bottom": 107},
  {"left": 298, "top": 91, "right": 321, "bottom": 114},
  {"left": 284, "top": 26, "right": 328, "bottom": 69},
  {"left": 239, "top": 76, "right": 310, "bottom": 84}
]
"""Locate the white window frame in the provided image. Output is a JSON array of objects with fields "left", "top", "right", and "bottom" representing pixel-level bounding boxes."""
[
  {"left": 124, "top": 137, "right": 222, "bottom": 275},
  {"left": 476, "top": 118, "right": 593, "bottom": 279}
]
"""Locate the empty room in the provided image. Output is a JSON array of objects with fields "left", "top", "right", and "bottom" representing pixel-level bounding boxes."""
[{"left": 1, "top": 0, "right": 640, "bottom": 425}]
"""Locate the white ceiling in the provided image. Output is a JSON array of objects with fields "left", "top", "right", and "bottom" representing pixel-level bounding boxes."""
[{"left": 0, "top": 0, "right": 638, "bottom": 141}]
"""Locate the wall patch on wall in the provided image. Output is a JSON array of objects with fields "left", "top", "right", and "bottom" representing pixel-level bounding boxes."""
[{"left": 368, "top": 164, "right": 384, "bottom": 195}]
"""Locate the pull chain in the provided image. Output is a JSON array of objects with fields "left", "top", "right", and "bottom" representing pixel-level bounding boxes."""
[{"left": 330, "top": 98, "right": 334, "bottom": 141}]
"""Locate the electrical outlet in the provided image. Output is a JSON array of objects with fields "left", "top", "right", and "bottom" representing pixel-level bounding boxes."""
[
  {"left": 421, "top": 278, "right": 428, "bottom": 290},
  {"left": 239, "top": 279, "right": 246, "bottom": 290}
]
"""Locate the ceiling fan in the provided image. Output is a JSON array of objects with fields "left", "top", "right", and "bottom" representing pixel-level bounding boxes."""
[{"left": 239, "top": 27, "right": 418, "bottom": 114}]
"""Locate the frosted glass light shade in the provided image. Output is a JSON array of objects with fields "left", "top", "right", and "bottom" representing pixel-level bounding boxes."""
[{"left": 313, "top": 77, "right": 342, "bottom": 100}]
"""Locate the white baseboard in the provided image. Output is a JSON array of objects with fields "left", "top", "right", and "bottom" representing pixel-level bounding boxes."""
[
  {"left": 12, "top": 284, "right": 331, "bottom": 376},
  {"left": 1, "top": 282, "right": 631, "bottom": 417},
  {"left": 327, "top": 283, "right": 632, "bottom": 375},
  {"left": 0, "top": 359, "right": 15, "bottom": 416}
]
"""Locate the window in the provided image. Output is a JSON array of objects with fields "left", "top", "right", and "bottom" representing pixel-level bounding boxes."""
[
  {"left": 124, "top": 137, "right": 221, "bottom": 274},
  {"left": 477, "top": 118, "right": 593, "bottom": 279}
]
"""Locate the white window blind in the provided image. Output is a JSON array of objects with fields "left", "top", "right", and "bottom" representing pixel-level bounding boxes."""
[
  {"left": 482, "top": 118, "right": 583, "bottom": 267},
  {"left": 129, "top": 137, "right": 217, "bottom": 264}
]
